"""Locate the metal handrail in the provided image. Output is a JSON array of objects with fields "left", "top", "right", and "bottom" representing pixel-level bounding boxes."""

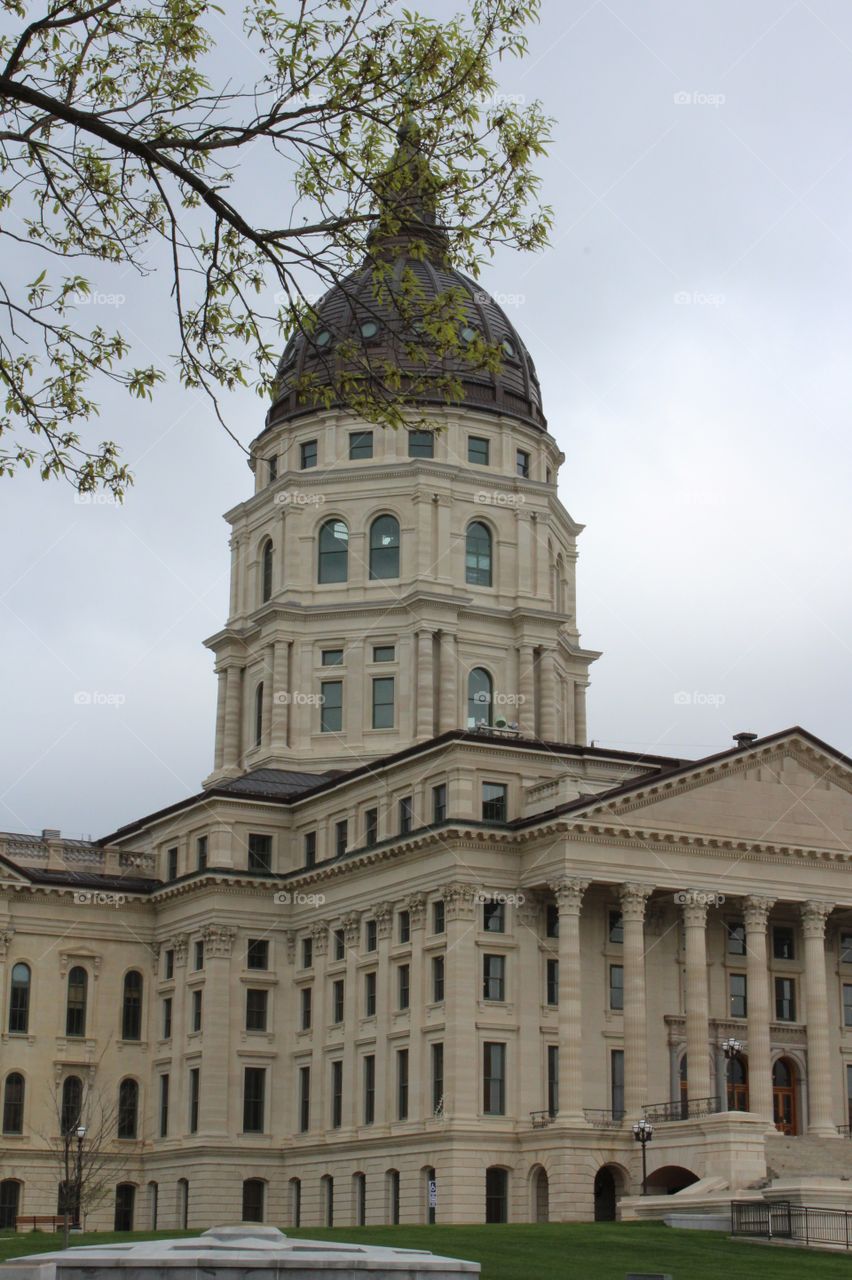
[
  {"left": 583, "top": 1108, "right": 624, "bottom": 1128},
  {"left": 642, "top": 1095, "right": 721, "bottom": 1122},
  {"left": 731, "top": 1200, "right": 852, "bottom": 1249},
  {"left": 529, "top": 1109, "right": 555, "bottom": 1128}
]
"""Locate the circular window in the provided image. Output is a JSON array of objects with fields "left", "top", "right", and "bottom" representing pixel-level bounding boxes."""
[
  {"left": 360, "top": 321, "right": 379, "bottom": 339},
  {"left": 461, "top": 325, "right": 477, "bottom": 343},
  {"left": 501, "top": 339, "right": 516, "bottom": 358},
  {"left": 315, "top": 329, "right": 331, "bottom": 347}
]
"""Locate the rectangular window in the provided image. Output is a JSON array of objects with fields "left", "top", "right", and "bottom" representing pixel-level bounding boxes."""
[
  {"left": 546, "top": 903, "right": 559, "bottom": 938},
  {"left": 321, "top": 680, "right": 343, "bottom": 733},
  {"left": 330, "top": 1060, "right": 343, "bottom": 1128},
  {"left": 364, "top": 970, "right": 377, "bottom": 1017},
  {"left": 365, "top": 919, "right": 377, "bottom": 952},
  {"left": 432, "top": 1042, "right": 444, "bottom": 1114},
  {"left": 397, "top": 1048, "right": 409, "bottom": 1120},
  {"left": 432, "top": 783, "right": 447, "bottom": 823},
  {"left": 364, "top": 807, "right": 379, "bottom": 847},
  {"left": 159, "top": 1074, "right": 169, "bottom": 1137},
  {"left": 298, "top": 1066, "right": 310, "bottom": 1132},
  {"left": 398, "top": 963, "right": 410, "bottom": 1010},
  {"left": 247, "top": 939, "right": 269, "bottom": 970},
  {"left": 408, "top": 429, "right": 434, "bottom": 458},
  {"left": 246, "top": 988, "right": 268, "bottom": 1032},
  {"left": 300, "top": 986, "right": 312, "bottom": 1031},
  {"left": 333, "top": 928, "right": 345, "bottom": 961},
  {"left": 483, "top": 901, "right": 505, "bottom": 933},
  {"left": 349, "top": 431, "right": 373, "bottom": 460},
  {"left": 608, "top": 911, "right": 624, "bottom": 944},
  {"left": 243, "top": 1067, "right": 266, "bottom": 1133},
  {"left": 162, "top": 996, "right": 173, "bottom": 1040},
  {"left": 611, "top": 1049, "right": 625, "bottom": 1121},
  {"left": 372, "top": 677, "right": 395, "bottom": 729},
  {"left": 773, "top": 926, "right": 796, "bottom": 961},
  {"left": 609, "top": 964, "right": 624, "bottom": 1011},
  {"left": 372, "top": 645, "right": 395, "bottom": 662},
  {"left": 482, "top": 782, "right": 508, "bottom": 822},
  {"left": 188, "top": 1068, "right": 199, "bottom": 1134},
  {"left": 843, "top": 985, "right": 852, "bottom": 1028},
  {"left": 842, "top": 932, "right": 852, "bottom": 964},
  {"left": 300, "top": 439, "right": 317, "bottom": 469},
  {"left": 468, "top": 436, "right": 490, "bottom": 465},
  {"left": 194, "top": 939, "right": 204, "bottom": 969},
  {"left": 164, "top": 948, "right": 175, "bottom": 980},
  {"left": 191, "top": 988, "right": 202, "bottom": 1033},
  {"left": 304, "top": 831, "right": 317, "bottom": 868},
  {"left": 363, "top": 1054, "right": 375, "bottom": 1124},
  {"left": 432, "top": 954, "right": 445, "bottom": 1002},
  {"left": 547, "top": 1044, "right": 559, "bottom": 1116},
  {"left": 483, "top": 954, "right": 506, "bottom": 1002},
  {"left": 775, "top": 976, "right": 796, "bottom": 1022},
  {"left": 248, "top": 833, "right": 272, "bottom": 872},
  {"left": 546, "top": 957, "right": 559, "bottom": 1006},
  {"left": 483, "top": 1042, "right": 506, "bottom": 1115},
  {"left": 398, "top": 910, "right": 411, "bottom": 944},
  {"left": 301, "top": 935, "right": 313, "bottom": 969},
  {"left": 516, "top": 449, "right": 530, "bottom": 478},
  {"left": 335, "top": 819, "right": 348, "bottom": 857},
  {"left": 268, "top": 455, "right": 278, "bottom": 483},
  {"left": 321, "top": 648, "right": 344, "bottom": 666},
  {"left": 433, "top": 899, "right": 446, "bottom": 934},
  {"left": 730, "top": 972, "right": 748, "bottom": 1019},
  {"left": 399, "top": 796, "right": 413, "bottom": 834},
  {"left": 727, "top": 920, "right": 747, "bottom": 955},
  {"left": 167, "top": 846, "right": 178, "bottom": 880},
  {"left": 196, "top": 835, "right": 208, "bottom": 871},
  {"left": 332, "top": 978, "right": 345, "bottom": 1025}
]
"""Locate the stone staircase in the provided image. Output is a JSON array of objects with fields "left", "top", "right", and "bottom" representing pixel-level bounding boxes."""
[{"left": 765, "top": 1133, "right": 852, "bottom": 1180}]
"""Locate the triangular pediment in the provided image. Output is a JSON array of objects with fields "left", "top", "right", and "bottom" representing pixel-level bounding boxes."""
[{"left": 580, "top": 732, "right": 852, "bottom": 852}]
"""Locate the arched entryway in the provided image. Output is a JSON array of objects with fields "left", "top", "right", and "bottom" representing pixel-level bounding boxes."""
[
  {"left": 645, "top": 1165, "right": 699, "bottom": 1196},
  {"left": 727, "top": 1054, "right": 749, "bottom": 1111},
  {"left": 530, "top": 1166, "right": 549, "bottom": 1222},
  {"left": 593, "top": 1167, "right": 617, "bottom": 1221},
  {"left": 773, "top": 1057, "right": 799, "bottom": 1134}
]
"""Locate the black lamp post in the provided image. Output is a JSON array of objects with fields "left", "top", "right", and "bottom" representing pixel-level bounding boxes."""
[
  {"left": 721, "top": 1037, "right": 743, "bottom": 1110},
  {"left": 632, "top": 1118, "right": 654, "bottom": 1195},
  {"left": 74, "top": 1125, "right": 86, "bottom": 1229}
]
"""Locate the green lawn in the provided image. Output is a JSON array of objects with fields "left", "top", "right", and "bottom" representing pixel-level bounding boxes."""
[{"left": 1, "top": 1223, "right": 849, "bottom": 1279}]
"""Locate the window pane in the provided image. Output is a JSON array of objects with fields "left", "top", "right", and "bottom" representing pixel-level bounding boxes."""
[
  {"left": 349, "top": 431, "right": 373, "bottom": 459},
  {"left": 468, "top": 436, "right": 490, "bottom": 465},
  {"left": 465, "top": 522, "right": 492, "bottom": 586},
  {"left": 369, "top": 516, "right": 400, "bottom": 580},
  {"left": 321, "top": 681, "right": 343, "bottom": 733},
  {"left": 408, "top": 430, "right": 434, "bottom": 458},
  {"left": 372, "top": 645, "right": 395, "bottom": 662},
  {"left": 318, "top": 520, "right": 348, "bottom": 583},
  {"left": 371, "top": 677, "right": 394, "bottom": 729},
  {"left": 300, "top": 440, "right": 317, "bottom": 469}
]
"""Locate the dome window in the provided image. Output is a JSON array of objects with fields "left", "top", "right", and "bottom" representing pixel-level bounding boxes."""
[
  {"left": 460, "top": 325, "right": 477, "bottom": 343},
  {"left": 314, "top": 329, "right": 332, "bottom": 347},
  {"left": 360, "top": 321, "right": 380, "bottom": 339},
  {"left": 501, "top": 339, "right": 516, "bottom": 358}
]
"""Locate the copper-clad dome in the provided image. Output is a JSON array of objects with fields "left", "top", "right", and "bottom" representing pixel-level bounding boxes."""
[{"left": 266, "top": 123, "right": 546, "bottom": 433}]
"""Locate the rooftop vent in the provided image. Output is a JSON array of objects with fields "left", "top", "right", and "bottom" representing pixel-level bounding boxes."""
[
  {"left": 41, "top": 828, "right": 61, "bottom": 839},
  {"left": 733, "top": 732, "right": 758, "bottom": 749}
]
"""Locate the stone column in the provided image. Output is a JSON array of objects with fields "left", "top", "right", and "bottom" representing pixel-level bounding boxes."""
[
  {"left": 551, "top": 877, "right": 589, "bottom": 1121},
  {"left": 340, "top": 912, "right": 360, "bottom": 1132},
  {"left": 213, "top": 670, "right": 227, "bottom": 769},
  {"left": 682, "top": 892, "right": 712, "bottom": 1102},
  {"left": 743, "top": 895, "right": 776, "bottom": 1124},
  {"left": 538, "top": 650, "right": 557, "bottom": 740},
  {"left": 516, "top": 894, "right": 543, "bottom": 1121},
  {"left": 228, "top": 536, "right": 241, "bottom": 618},
  {"left": 270, "top": 640, "right": 290, "bottom": 753},
  {"left": 517, "top": 644, "right": 535, "bottom": 735},
  {"left": 443, "top": 883, "right": 477, "bottom": 1120},
  {"left": 373, "top": 902, "right": 393, "bottom": 1128},
  {"left": 438, "top": 632, "right": 458, "bottom": 732},
  {"left": 199, "top": 925, "right": 236, "bottom": 1135},
  {"left": 620, "top": 883, "right": 653, "bottom": 1117},
  {"left": 309, "top": 923, "right": 328, "bottom": 1131},
  {"left": 416, "top": 630, "right": 435, "bottom": 739},
  {"left": 573, "top": 682, "right": 588, "bottom": 746},
  {"left": 801, "top": 900, "right": 837, "bottom": 1137},
  {"left": 222, "top": 664, "right": 242, "bottom": 771},
  {"left": 261, "top": 645, "right": 274, "bottom": 748},
  {"left": 406, "top": 894, "right": 426, "bottom": 1118}
]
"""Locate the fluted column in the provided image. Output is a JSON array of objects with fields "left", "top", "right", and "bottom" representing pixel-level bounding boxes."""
[
  {"left": 682, "top": 892, "right": 712, "bottom": 1102},
  {"left": 443, "top": 883, "right": 477, "bottom": 1119},
  {"left": 222, "top": 664, "right": 242, "bottom": 770},
  {"left": 309, "top": 923, "right": 328, "bottom": 1131},
  {"left": 620, "top": 883, "right": 653, "bottom": 1117},
  {"left": 340, "top": 912, "right": 360, "bottom": 1132},
  {"left": 743, "top": 895, "right": 775, "bottom": 1124},
  {"left": 551, "top": 877, "right": 589, "bottom": 1121},
  {"left": 406, "top": 894, "right": 425, "bottom": 1118},
  {"left": 517, "top": 645, "right": 535, "bottom": 735},
  {"left": 801, "top": 900, "right": 837, "bottom": 1137},
  {"left": 416, "top": 630, "right": 434, "bottom": 739},
  {"left": 213, "top": 670, "right": 227, "bottom": 769},
  {"left": 373, "top": 902, "right": 393, "bottom": 1127},
  {"left": 538, "top": 650, "right": 558, "bottom": 740},
  {"left": 200, "top": 925, "right": 236, "bottom": 1135},
  {"left": 438, "top": 632, "right": 458, "bottom": 732},
  {"left": 270, "top": 640, "right": 290, "bottom": 752}
]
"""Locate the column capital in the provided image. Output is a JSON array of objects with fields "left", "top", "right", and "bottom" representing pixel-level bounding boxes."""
[
  {"left": 310, "top": 921, "right": 328, "bottom": 955},
  {"left": 743, "top": 895, "right": 776, "bottom": 930},
  {"left": 801, "top": 899, "right": 835, "bottom": 939},
  {"left": 375, "top": 900, "right": 394, "bottom": 939},
  {"left": 618, "top": 882, "right": 653, "bottom": 922},
  {"left": 550, "top": 877, "right": 589, "bottom": 915},
  {"left": 441, "top": 881, "right": 477, "bottom": 921},
  {"left": 169, "top": 932, "right": 189, "bottom": 966},
  {"left": 284, "top": 929, "right": 296, "bottom": 964},
  {"left": 342, "top": 912, "right": 361, "bottom": 946},
  {"left": 679, "top": 890, "right": 716, "bottom": 927},
  {"left": 405, "top": 893, "right": 426, "bottom": 929},
  {"left": 201, "top": 923, "right": 236, "bottom": 958}
]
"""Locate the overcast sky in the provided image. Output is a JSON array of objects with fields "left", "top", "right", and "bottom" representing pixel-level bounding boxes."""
[{"left": 2, "top": 0, "right": 851, "bottom": 840}]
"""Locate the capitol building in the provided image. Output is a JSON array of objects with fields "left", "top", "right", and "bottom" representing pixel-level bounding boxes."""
[{"left": 2, "top": 139, "right": 852, "bottom": 1234}]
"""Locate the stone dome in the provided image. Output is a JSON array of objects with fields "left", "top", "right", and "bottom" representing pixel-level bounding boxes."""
[{"left": 266, "top": 120, "right": 545, "bottom": 433}]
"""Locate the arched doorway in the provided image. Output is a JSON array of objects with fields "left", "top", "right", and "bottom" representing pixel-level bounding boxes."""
[
  {"left": 593, "top": 1167, "right": 617, "bottom": 1221},
  {"left": 773, "top": 1057, "right": 799, "bottom": 1135},
  {"left": 531, "top": 1167, "right": 549, "bottom": 1222},
  {"left": 645, "top": 1166, "right": 699, "bottom": 1195},
  {"left": 727, "top": 1054, "right": 749, "bottom": 1111},
  {"left": 0, "top": 1180, "right": 21, "bottom": 1229}
]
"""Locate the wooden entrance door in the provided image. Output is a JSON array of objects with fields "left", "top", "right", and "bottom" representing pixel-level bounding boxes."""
[{"left": 772, "top": 1057, "right": 798, "bottom": 1134}]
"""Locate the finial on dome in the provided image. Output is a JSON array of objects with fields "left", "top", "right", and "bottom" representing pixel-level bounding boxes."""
[{"left": 368, "top": 113, "right": 447, "bottom": 257}]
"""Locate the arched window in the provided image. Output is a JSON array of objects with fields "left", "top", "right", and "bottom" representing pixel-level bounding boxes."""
[
  {"left": 254, "top": 682, "right": 264, "bottom": 748},
  {"left": 465, "top": 521, "right": 492, "bottom": 586},
  {"left": 2, "top": 1074, "right": 24, "bottom": 1135},
  {"left": 121, "top": 971, "right": 142, "bottom": 1041},
  {"left": 261, "top": 539, "right": 273, "bottom": 603},
  {"left": 467, "top": 668, "right": 493, "bottom": 727},
  {"left": 318, "top": 519, "right": 349, "bottom": 583},
  {"left": 66, "top": 966, "right": 87, "bottom": 1037},
  {"left": 9, "top": 962, "right": 30, "bottom": 1034},
  {"left": 61, "top": 1076, "right": 82, "bottom": 1135},
  {"left": 117, "top": 1079, "right": 139, "bottom": 1139},
  {"left": 242, "top": 1178, "right": 265, "bottom": 1223},
  {"left": 369, "top": 515, "right": 400, "bottom": 580}
]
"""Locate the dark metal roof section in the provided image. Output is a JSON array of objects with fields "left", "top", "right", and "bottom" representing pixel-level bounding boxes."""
[
  {"left": 215, "top": 767, "right": 340, "bottom": 800},
  {"left": 266, "top": 121, "right": 546, "bottom": 433}
]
